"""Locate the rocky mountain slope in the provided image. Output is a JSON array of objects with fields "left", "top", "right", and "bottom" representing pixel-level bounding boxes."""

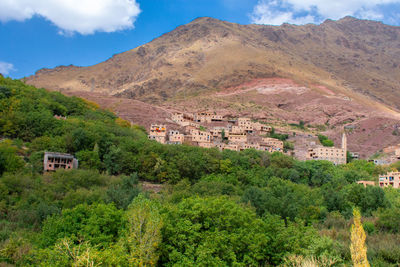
[{"left": 25, "top": 16, "right": 400, "bottom": 157}]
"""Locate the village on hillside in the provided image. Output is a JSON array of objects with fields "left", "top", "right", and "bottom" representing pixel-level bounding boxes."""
[
  {"left": 41, "top": 110, "right": 400, "bottom": 191},
  {"left": 149, "top": 111, "right": 284, "bottom": 153},
  {"left": 147, "top": 112, "right": 400, "bottom": 189},
  {"left": 147, "top": 111, "right": 351, "bottom": 164}
]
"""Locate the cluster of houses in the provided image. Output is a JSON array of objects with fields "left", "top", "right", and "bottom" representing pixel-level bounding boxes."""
[
  {"left": 148, "top": 112, "right": 284, "bottom": 153},
  {"left": 42, "top": 110, "right": 400, "bottom": 192}
]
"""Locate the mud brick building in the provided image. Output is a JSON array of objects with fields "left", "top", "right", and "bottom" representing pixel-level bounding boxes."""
[{"left": 44, "top": 152, "right": 78, "bottom": 171}]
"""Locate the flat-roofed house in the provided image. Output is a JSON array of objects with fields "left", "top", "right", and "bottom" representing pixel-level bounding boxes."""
[
  {"left": 261, "top": 137, "right": 284, "bottom": 151},
  {"left": 193, "top": 111, "right": 223, "bottom": 123},
  {"left": 228, "top": 132, "right": 247, "bottom": 143},
  {"left": 193, "top": 111, "right": 213, "bottom": 123},
  {"left": 379, "top": 172, "right": 400, "bottom": 188},
  {"left": 168, "top": 130, "right": 185, "bottom": 144},
  {"left": 253, "top": 122, "right": 272, "bottom": 134},
  {"left": 238, "top": 118, "right": 253, "bottom": 133},
  {"left": 148, "top": 124, "right": 167, "bottom": 144},
  {"left": 230, "top": 125, "right": 244, "bottom": 134},
  {"left": 191, "top": 129, "right": 212, "bottom": 143},
  {"left": 211, "top": 143, "right": 240, "bottom": 151},
  {"left": 307, "top": 147, "right": 346, "bottom": 165},
  {"left": 357, "top": 180, "right": 376, "bottom": 187},
  {"left": 171, "top": 112, "right": 193, "bottom": 126},
  {"left": 171, "top": 113, "right": 184, "bottom": 123},
  {"left": 210, "top": 127, "right": 229, "bottom": 138},
  {"left": 306, "top": 133, "right": 347, "bottom": 165},
  {"left": 241, "top": 142, "right": 261, "bottom": 151},
  {"left": 198, "top": 142, "right": 214, "bottom": 149},
  {"left": 44, "top": 152, "right": 78, "bottom": 171},
  {"left": 224, "top": 143, "right": 240, "bottom": 151}
]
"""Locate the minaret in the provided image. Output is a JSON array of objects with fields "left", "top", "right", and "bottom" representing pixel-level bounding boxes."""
[{"left": 342, "top": 132, "right": 347, "bottom": 153}]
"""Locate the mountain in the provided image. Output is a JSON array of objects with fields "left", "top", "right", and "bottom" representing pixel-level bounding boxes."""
[
  {"left": 26, "top": 16, "right": 400, "bottom": 107},
  {"left": 25, "top": 16, "right": 400, "bottom": 157}
]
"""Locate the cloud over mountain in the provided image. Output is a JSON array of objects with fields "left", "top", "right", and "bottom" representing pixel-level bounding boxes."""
[
  {"left": 0, "top": 61, "right": 15, "bottom": 75},
  {"left": 251, "top": 0, "right": 400, "bottom": 25}
]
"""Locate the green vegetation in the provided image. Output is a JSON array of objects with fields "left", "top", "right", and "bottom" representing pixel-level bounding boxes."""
[
  {"left": 284, "top": 141, "right": 294, "bottom": 152},
  {"left": 269, "top": 127, "right": 289, "bottom": 141},
  {"left": 289, "top": 120, "right": 306, "bottom": 130},
  {"left": 318, "top": 134, "right": 334, "bottom": 147},
  {"left": 0, "top": 77, "right": 400, "bottom": 266}
]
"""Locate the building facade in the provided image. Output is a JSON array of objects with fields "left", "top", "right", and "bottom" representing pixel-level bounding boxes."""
[
  {"left": 238, "top": 118, "right": 253, "bottom": 132},
  {"left": 168, "top": 130, "right": 185, "bottom": 144},
  {"left": 261, "top": 137, "right": 284, "bottom": 151},
  {"left": 253, "top": 122, "right": 272, "bottom": 133},
  {"left": 228, "top": 133, "right": 247, "bottom": 143},
  {"left": 191, "top": 129, "right": 212, "bottom": 143},
  {"left": 307, "top": 147, "right": 346, "bottom": 165},
  {"left": 379, "top": 172, "right": 400, "bottom": 188},
  {"left": 148, "top": 124, "right": 167, "bottom": 144}
]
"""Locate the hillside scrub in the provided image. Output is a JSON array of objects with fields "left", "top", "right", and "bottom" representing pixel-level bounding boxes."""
[{"left": 0, "top": 77, "right": 399, "bottom": 265}]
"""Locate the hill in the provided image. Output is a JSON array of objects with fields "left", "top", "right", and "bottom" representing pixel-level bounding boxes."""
[{"left": 2, "top": 76, "right": 400, "bottom": 266}]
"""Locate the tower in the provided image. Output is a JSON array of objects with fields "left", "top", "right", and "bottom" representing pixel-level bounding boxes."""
[{"left": 342, "top": 132, "right": 347, "bottom": 153}]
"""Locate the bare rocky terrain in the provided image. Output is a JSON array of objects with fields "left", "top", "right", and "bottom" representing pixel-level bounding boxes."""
[{"left": 25, "top": 16, "right": 400, "bottom": 157}]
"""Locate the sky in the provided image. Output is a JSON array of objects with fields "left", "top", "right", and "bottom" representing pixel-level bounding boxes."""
[{"left": 1, "top": 0, "right": 400, "bottom": 79}]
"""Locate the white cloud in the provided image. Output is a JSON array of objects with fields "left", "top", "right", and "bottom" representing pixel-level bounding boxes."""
[
  {"left": 0, "top": 0, "right": 141, "bottom": 35},
  {"left": 250, "top": 0, "right": 400, "bottom": 25},
  {"left": 0, "top": 61, "right": 15, "bottom": 75}
]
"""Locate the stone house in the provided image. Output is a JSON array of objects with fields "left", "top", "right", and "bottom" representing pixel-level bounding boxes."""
[{"left": 44, "top": 152, "right": 78, "bottom": 171}]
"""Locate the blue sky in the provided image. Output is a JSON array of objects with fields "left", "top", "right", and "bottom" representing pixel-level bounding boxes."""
[{"left": 1, "top": 0, "right": 400, "bottom": 79}]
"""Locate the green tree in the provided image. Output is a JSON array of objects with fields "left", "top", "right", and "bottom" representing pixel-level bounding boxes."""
[
  {"left": 75, "top": 150, "right": 102, "bottom": 170},
  {"left": 376, "top": 207, "right": 400, "bottom": 233},
  {"left": 160, "top": 196, "right": 269, "bottom": 266},
  {"left": 0, "top": 140, "right": 25, "bottom": 175}
]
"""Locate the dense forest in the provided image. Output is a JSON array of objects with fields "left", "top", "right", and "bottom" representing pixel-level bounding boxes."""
[{"left": 0, "top": 76, "right": 400, "bottom": 266}]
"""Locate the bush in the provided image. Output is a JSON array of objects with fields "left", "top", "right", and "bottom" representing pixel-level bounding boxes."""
[
  {"left": 318, "top": 134, "right": 334, "bottom": 147},
  {"left": 363, "top": 221, "right": 375, "bottom": 235},
  {"left": 40, "top": 203, "right": 125, "bottom": 248}
]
